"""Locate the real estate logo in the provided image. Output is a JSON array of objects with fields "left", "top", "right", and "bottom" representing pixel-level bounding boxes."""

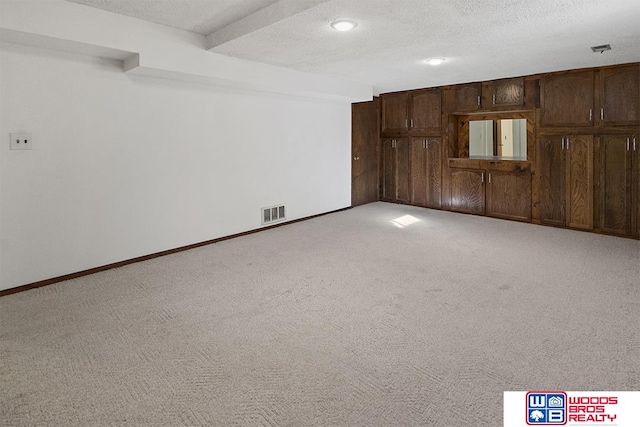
[{"left": 526, "top": 391, "right": 567, "bottom": 425}]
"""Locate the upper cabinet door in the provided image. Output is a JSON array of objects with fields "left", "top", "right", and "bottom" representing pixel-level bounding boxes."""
[
  {"left": 409, "top": 89, "right": 441, "bottom": 132},
  {"left": 490, "top": 77, "right": 524, "bottom": 108},
  {"left": 455, "top": 83, "right": 482, "bottom": 112},
  {"left": 599, "top": 64, "right": 640, "bottom": 126},
  {"left": 381, "top": 92, "right": 408, "bottom": 133},
  {"left": 541, "top": 70, "right": 594, "bottom": 127}
]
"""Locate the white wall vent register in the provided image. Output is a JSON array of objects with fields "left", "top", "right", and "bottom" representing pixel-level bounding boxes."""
[{"left": 262, "top": 205, "right": 286, "bottom": 225}]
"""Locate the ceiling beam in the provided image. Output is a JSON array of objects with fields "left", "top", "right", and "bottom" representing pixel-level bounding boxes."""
[{"left": 206, "top": 0, "right": 329, "bottom": 50}]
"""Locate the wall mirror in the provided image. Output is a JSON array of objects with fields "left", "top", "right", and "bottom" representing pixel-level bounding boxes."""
[{"left": 469, "top": 119, "right": 527, "bottom": 160}]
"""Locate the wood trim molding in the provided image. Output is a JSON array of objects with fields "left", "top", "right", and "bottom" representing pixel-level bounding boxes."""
[{"left": 0, "top": 207, "right": 351, "bottom": 297}]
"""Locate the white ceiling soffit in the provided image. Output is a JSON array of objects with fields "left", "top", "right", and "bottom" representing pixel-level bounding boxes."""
[
  {"left": 65, "top": 0, "right": 281, "bottom": 35},
  {"left": 64, "top": 0, "right": 640, "bottom": 94}
]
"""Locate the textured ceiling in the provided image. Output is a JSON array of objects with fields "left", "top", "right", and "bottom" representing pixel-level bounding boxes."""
[{"left": 65, "top": 0, "right": 640, "bottom": 94}]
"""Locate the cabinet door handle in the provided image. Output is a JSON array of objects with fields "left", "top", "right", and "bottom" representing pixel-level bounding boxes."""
[
  {"left": 477, "top": 95, "right": 481, "bottom": 106},
  {"left": 634, "top": 137, "right": 637, "bottom": 151},
  {"left": 488, "top": 173, "right": 492, "bottom": 184},
  {"left": 423, "top": 140, "right": 426, "bottom": 149},
  {"left": 561, "top": 137, "right": 565, "bottom": 150},
  {"left": 481, "top": 172, "right": 485, "bottom": 183},
  {"left": 405, "top": 119, "right": 408, "bottom": 129},
  {"left": 589, "top": 108, "right": 592, "bottom": 122},
  {"left": 601, "top": 107, "right": 604, "bottom": 121},
  {"left": 410, "top": 119, "right": 414, "bottom": 128},
  {"left": 492, "top": 94, "right": 496, "bottom": 105},
  {"left": 627, "top": 138, "right": 630, "bottom": 151},
  {"left": 566, "top": 137, "right": 570, "bottom": 150}
]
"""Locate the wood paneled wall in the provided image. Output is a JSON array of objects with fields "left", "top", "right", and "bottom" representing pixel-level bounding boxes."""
[{"left": 351, "top": 62, "right": 640, "bottom": 239}]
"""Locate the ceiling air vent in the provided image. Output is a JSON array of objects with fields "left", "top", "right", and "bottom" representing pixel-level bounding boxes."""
[
  {"left": 262, "top": 205, "right": 286, "bottom": 225},
  {"left": 591, "top": 44, "right": 611, "bottom": 53}
]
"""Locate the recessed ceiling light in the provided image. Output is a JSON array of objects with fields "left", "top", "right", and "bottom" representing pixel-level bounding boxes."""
[
  {"left": 330, "top": 20, "right": 358, "bottom": 31},
  {"left": 424, "top": 58, "right": 446, "bottom": 66}
]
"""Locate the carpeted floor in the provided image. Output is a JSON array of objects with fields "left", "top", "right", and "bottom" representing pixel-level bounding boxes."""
[{"left": 1, "top": 202, "right": 639, "bottom": 426}]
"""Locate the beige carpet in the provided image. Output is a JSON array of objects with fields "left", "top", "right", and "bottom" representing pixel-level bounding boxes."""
[{"left": 1, "top": 202, "right": 639, "bottom": 426}]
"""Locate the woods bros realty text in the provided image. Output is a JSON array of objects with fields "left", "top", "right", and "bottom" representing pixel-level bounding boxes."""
[{"left": 503, "top": 391, "right": 640, "bottom": 426}]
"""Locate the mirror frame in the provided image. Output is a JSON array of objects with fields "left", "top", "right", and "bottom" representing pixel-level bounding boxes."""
[{"left": 456, "top": 111, "right": 535, "bottom": 162}]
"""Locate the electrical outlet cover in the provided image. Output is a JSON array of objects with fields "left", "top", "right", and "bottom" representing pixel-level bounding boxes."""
[{"left": 10, "top": 133, "right": 33, "bottom": 150}]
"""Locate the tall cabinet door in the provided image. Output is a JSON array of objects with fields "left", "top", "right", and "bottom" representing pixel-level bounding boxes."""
[
  {"left": 541, "top": 70, "right": 594, "bottom": 127},
  {"left": 410, "top": 139, "right": 428, "bottom": 206},
  {"left": 634, "top": 135, "right": 640, "bottom": 238},
  {"left": 381, "top": 139, "right": 395, "bottom": 201},
  {"left": 599, "top": 135, "right": 632, "bottom": 236},
  {"left": 450, "top": 169, "right": 485, "bottom": 215},
  {"left": 381, "top": 92, "right": 408, "bottom": 133},
  {"left": 425, "top": 138, "right": 442, "bottom": 208},
  {"left": 599, "top": 64, "right": 640, "bottom": 127},
  {"left": 565, "top": 135, "right": 594, "bottom": 230},
  {"left": 538, "top": 136, "right": 566, "bottom": 226},
  {"left": 381, "top": 138, "right": 409, "bottom": 203},
  {"left": 395, "top": 138, "right": 410, "bottom": 203},
  {"left": 410, "top": 138, "right": 442, "bottom": 208}
]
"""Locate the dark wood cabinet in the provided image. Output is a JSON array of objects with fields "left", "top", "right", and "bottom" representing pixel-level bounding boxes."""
[
  {"left": 409, "top": 89, "right": 441, "bottom": 132},
  {"left": 410, "top": 138, "right": 442, "bottom": 208},
  {"left": 381, "top": 92, "right": 408, "bottom": 133},
  {"left": 485, "top": 77, "right": 524, "bottom": 108},
  {"left": 486, "top": 171, "right": 532, "bottom": 221},
  {"left": 351, "top": 100, "right": 380, "bottom": 207},
  {"left": 455, "top": 83, "right": 482, "bottom": 112},
  {"left": 450, "top": 168, "right": 485, "bottom": 214},
  {"left": 540, "top": 70, "right": 594, "bottom": 127},
  {"left": 538, "top": 135, "right": 594, "bottom": 230},
  {"left": 597, "top": 134, "right": 638, "bottom": 236},
  {"left": 381, "top": 138, "right": 409, "bottom": 203},
  {"left": 367, "top": 62, "right": 640, "bottom": 239},
  {"left": 599, "top": 64, "right": 640, "bottom": 126},
  {"left": 538, "top": 136, "right": 566, "bottom": 226}
]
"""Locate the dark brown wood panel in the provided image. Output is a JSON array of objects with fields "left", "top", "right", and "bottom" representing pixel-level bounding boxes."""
[
  {"left": 381, "top": 138, "right": 409, "bottom": 203},
  {"left": 541, "top": 70, "right": 594, "bottom": 127},
  {"left": 381, "top": 92, "right": 408, "bottom": 133},
  {"left": 455, "top": 83, "right": 482, "bottom": 112},
  {"left": 450, "top": 168, "right": 485, "bottom": 214},
  {"left": 634, "top": 135, "right": 640, "bottom": 238},
  {"left": 599, "top": 64, "right": 640, "bottom": 126},
  {"left": 410, "top": 138, "right": 427, "bottom": 206},
  {"left": 352, "top": 100, "right": 379, "bottom": 206},
  {"left": 410, "top": 138, "right": 442, "bottom": 208},
  {"left": 396, "top": 138, "right": 410, "bottom": 202},
  {"left": 538, "top": 136, "right": 566, "bottom": 226},
  {"left": 599, "top": 135, "right": 632, "bottom": 235},
  {"left": 486, "top": 171, "right": 532, "bottom": 222},
  {"left": 381, "top": 138, "right": 395, "bottom": 201},
  {"left": 410, "top": 89, "right": 441, "bottom": 132},
  {"left": 426, "top": 138, "right": 443, "bottom": 208},
  {"left": 566, "top": 135, "right": 594, "bottom": 230},
  {"left": 491, "top": 77, "right": 524, "bottom": 107}
]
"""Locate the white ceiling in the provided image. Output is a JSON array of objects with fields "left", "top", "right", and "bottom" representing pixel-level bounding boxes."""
[{"left": 66, "top": 0, "right": 640, "bottom": 94}]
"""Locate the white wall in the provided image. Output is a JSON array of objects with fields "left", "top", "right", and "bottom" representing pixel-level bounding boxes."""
[{"left": 0, "top": 42, "right": 352, "bottom": 290}]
